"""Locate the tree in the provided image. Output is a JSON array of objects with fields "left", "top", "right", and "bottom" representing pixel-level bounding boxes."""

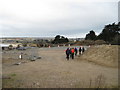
[
  {"left": 97, "top": 22, "right": 120, "bottom": 43},
  {"left": 52, "top": 35, "right": 69, "bottom": 44},
  {"left": 9, "top": 45, "right": 13, "bottom": 50},
  {"left": 85, "top": 30, "right": 97, "bottom": 40},
  {"left": 111, "top": 34, "right": 120, "bottom": 45},
  {"left": 23, "top": 43, "right": 27, "bottom": 47}
]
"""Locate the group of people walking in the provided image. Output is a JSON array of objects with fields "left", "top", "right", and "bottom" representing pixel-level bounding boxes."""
[{"left": 65, "top": 46, "right": 85, "bottom": 60}]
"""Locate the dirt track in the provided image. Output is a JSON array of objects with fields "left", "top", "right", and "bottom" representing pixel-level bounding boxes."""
[{"left": 2, "top": 46, "right": 118, "bottom": 88}]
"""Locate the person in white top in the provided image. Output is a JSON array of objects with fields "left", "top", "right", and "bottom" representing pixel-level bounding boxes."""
[{"left": 19, "top": 53, "right": 23, "bottom": 60}]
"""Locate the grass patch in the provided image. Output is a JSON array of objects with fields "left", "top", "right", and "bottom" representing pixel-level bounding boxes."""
[
  {"left": 74, "top": 74, "right": 118, "bottom": 88},
  {"left": 2, "top": 73, "right": 17, "bottom": 88},
  {"left": 11, "top": 73, "right": 16, "bottom": 77},
  {"left": 2, "top": 78, "right": 15, "bottom": 88}
]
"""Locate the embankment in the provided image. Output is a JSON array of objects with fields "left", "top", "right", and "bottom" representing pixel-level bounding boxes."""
[{"left": 79, "top": 45, "right": 119, "bottom": 68}]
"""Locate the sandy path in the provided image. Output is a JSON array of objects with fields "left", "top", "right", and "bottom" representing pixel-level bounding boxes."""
[{"left": 2, "top": 47, "right": 118, "bottom": 88}]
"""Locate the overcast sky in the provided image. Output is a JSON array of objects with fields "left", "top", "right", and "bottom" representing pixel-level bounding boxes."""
[{"left": 0, "top": 0, "right": 119, "bottom": 38}]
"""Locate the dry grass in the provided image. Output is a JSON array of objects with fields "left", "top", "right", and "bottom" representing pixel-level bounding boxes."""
[{"left": 79, "top": 45, "right": 119, "bottom": 68}]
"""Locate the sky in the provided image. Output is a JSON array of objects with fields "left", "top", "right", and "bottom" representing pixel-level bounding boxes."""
[{"left": 0, "top": 0, "right": 119, "bottom": 38}]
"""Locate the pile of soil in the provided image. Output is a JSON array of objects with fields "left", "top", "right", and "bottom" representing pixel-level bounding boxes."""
[{"left": 79, "top": 45, "right": 119, "bottom": 68}]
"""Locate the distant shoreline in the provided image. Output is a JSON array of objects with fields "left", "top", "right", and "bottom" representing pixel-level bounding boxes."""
[{"left": 0, "top": 37, "right": 85, "bottom": 39}]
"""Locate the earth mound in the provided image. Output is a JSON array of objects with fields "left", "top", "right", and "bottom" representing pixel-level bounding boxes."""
[{"left": 79, "top": 45, "right": 119, "bottom": 68}]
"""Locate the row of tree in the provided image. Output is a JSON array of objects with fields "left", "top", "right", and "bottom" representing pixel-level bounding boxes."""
[{"left": 85, "top": 22, "right": 120, "bottom": 45}]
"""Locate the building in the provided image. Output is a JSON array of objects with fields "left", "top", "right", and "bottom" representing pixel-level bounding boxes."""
[{"left": 0, "top": 44, "right": 10, "bottom": 50}]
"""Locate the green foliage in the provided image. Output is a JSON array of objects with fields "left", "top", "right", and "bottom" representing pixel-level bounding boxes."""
[
  {"left": 52, "top": 35, "right": 69, "bottom": 44},
  {"left": 22, "top": 43, "right": 27, "bottom": 47},
  {"left": 85, "top": 30, "right": 97, "bottom": 41},
  {"left": 9, "top": 45, "right": 13, "bottom": 47},
  {"left": 85, "top": 22, "right": 120, "bottom": 45},
  {"left": 11, "top": 73, "right": 16, "bottom": 77},
  {"left": 97, "top": 22, "right": 120, "bottom": 44},
  {"left": 111, "top": 34, "right": 120, "bottom": 45}
]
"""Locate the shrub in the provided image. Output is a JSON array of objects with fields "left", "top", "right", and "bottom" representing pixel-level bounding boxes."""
[{"left": 95, "top": 40, "right": 106, "bottom": 45}]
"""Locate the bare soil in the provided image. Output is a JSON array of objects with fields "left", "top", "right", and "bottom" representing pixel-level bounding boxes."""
[{"left": 2, "top": 45, "right": 118, "bottom": 88}]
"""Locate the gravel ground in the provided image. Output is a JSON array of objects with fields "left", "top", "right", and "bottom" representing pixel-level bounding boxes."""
[{"left": 2, "top": 46, "right": 118, "bottom": 88}]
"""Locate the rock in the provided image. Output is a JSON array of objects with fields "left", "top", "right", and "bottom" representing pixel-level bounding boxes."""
[
  {"left": 29, "top": 55, "right": 42, "bottom": 61},
  {"left": 31, "top": 59, "right": 36, "bottom": 61},
  {"left": 33, "top": 82, "right": 39, "bottom": 86},
  {"left": 14, "top": 62, "right": 21, "bottom": 65},
  {"left": 36, "top": 82, "right": 39, "bottom": 86},
  {"left": 37, "top": 57, "right": 42, "bottom": 59},
  {"left": 21, "top": 61, "right": 28, "bottom": 63}
]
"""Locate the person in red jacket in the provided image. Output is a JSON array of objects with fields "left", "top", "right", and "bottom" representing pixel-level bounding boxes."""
[{"left": 71, "top": 48, "right": 75, "bottom": 59}]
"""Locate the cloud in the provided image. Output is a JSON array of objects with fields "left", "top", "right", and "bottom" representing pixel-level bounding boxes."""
[{"left": 0, "top": 0, "right": 119, "bottom": 38}]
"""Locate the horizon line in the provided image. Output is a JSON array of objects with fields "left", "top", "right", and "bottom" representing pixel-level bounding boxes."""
[
  {"left": 1, "top": 36, "right": 85, "bottom": 38},
  {"left": 0, "top": 36, "right": 85, "bottom": 39}
]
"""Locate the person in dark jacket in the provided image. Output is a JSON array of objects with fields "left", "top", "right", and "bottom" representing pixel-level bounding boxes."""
[
  {"left": 74, "top": 47, "right": 78, "bottom": 56},
  {"left": 66, "top": 48, "right": 71, "bottom": 60},
  {"left": 79, "top": 46, "right": 82, "bottom": 55},
  {"left": 82, "top": 47, "right": 85, "bottom": 53}
]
